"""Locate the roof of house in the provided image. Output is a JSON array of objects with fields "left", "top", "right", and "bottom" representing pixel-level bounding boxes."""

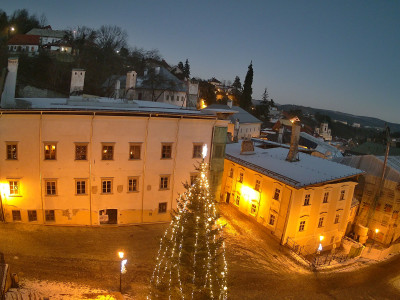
[
  {"left": 300, "top": 132, "right": 343, "bottom": 159},
  {"left": 26, "top": 28, "right": 66, "bottom": 39},
  {"left": 349, "top": 142, "right": 400, "bottom": 156},
  {"left": 204, "top": 104, "right": 262, "bottom": 124},
  {"left": 7, "top": 34, "right": 40, "bottom": 45},
  {"left": 225, "top": 142, "right": 363, "bottom": 189},
  {"left": 333, "top": 155, "right": 400, "bottom": 182}
]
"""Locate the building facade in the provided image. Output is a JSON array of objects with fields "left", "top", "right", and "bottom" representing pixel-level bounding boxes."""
[{"left": 220, "top": 141, "right": 362, "bottom": 254}]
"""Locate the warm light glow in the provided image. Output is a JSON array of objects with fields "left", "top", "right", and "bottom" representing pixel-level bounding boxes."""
[
  {"left": 318, "top": 243, "right": 322, "bottom": 252},
  {"left": 121, "top": 259, "right": 127, "bottom": 273},
  {"left": 319, "top": 235, "right": 324, "bottom": 242},
  {"left": 0, "top": 183, "right": 10, "bottom": 197},
  {"left": 240, "top": 185, "right": 259, "bottom": 201},
  {"left": 375, "top": 229, "right": 379, "bottom": 234},
  {"left": 202, "top": 144, "right": 208, "bottom": 159},
  {"left": 118, "top": 251, "right": 124, "bottom": 259},
  {"left": 200, "top": 99, "right": 207, "bottom": 109},
  {"left": 10, "top": 27, "right": 15, "bottom": 31}
]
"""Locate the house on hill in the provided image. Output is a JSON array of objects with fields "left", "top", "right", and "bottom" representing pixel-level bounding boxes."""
[
  {"left": 220, "top": 129, "right": 363, "bottom": 254},
  {"left": 7, "top": 34, "right": 40, "bottom": 56}
]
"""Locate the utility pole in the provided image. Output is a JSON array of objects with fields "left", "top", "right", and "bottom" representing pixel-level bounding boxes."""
[{"left": 366, "top": 125, "right": 391, "bottom": 228}]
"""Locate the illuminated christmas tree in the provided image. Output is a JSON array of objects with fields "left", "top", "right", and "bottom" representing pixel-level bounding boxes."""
[{"left": 149, "top": 145, "right": 228, "bottom": 299}]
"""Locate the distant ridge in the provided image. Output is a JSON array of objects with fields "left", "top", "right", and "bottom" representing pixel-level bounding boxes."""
[{"left": 277, "top": 104, "right": 400, "bottom": 133}]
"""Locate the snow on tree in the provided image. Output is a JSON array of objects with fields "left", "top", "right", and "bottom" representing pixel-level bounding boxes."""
[{"left": 149, "top": 145, "right": 228, "bottom": 299}]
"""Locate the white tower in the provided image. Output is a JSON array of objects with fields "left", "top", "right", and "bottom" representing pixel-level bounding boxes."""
[{"left": 69, "top": 69, "right": 86, "bottom": 99}]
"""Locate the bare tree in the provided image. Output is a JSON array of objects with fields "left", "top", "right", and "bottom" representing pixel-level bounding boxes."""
[{"left": 95, "top": 25, "right": 127, "bottom": 51}]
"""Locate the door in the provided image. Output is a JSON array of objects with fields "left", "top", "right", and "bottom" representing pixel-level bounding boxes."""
[
  {"left": 99, "top": 209, "right": 118, "bottom": 224},
  {"left": 226, "top": 192, "right": 230, "bottom": 204}
]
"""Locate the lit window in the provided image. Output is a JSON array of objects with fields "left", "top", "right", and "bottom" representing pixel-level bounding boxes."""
[
  {"left": 160, "top": 176, "right": 170, "bottom": 190},
  {"left": 45, "top": 180, "right": 57, "bottom": 196},
  {"left": 12, "top": 210, "right": 21, "bottom": 221},
  {"left": 304, "top": 194, "right": 311, "bottom": 206},
  {"left": 235, "top": 195, "right": 240, "bottom": 206},
  {"left": 318, "top": 217, "right": 324, "bottom": 228},
  {"left": 28, "top": 210, "right": 37, "bottom": 222},
  {"left": 161, "top": 144, "right": 172, "bottom": 159},
  {"left": 102, "top": 179, "right": 112, "bottom": 194},
  {"left": 76, "top": 180, "right": 87, "bottom": 195},
  {"left": 44, "top": 143, "right": 57, "bottom": 160},
  {"left": 129, "top": 144, "right": 141, "bottom": 160},
  {"left": 45, "top": 210, "right": 55, "bottom": 222},
  {"left": 299, "top": 220, "right": 306, "bottom": 232},
  {"left": 102, "top": 144, "right": 114, "bottom": 160},
  {"left": 9, "top": 181, "right": 19, "bottom": 195},
  {"left": 75, "top": 144, "right": 87, "bottom": 160},
  {"left": 334, "top": 214, "right": 340, "bottom": 224},
  {"left": 159, "top": 202, "right": 167, "bottom": 213},
  {"left": 190, "top": 173, "right": 198, "bottom": 185},
  {"left": 6, "top": 143, "right": 18, "bottom": 160},
  {"left": 250, "top": 204, "right": 257, "bottom": 215},
  {"left": 229, "top": 168, "right": 234, "bottom": 178},
  {"left": 192, "top": 144, "right": 203, "bottom": 158},
  {"left": 269, "top": 214, "right": 275, "bottom": 226},
  {"left": 238, "top": 172, "right": 244, "bottom": 183},
  {"left": 340, "top": 190, "right": 345, "bottom": 200},
  {"left": 255, "top": 179, "right": 261, "bottom": 191},
  {"left": 323, "top": 192, "right": 329, "bottom": 203},
  {"left": 128, "top": 177, "right": 138, "bottom": 192},
  {"left": 273, "top": 188, "right": 280, "bottom": 201}
]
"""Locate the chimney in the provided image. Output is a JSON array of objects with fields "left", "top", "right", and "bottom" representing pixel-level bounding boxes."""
[
  {"left": 69, "top": 69, "right": 85, "bottom": 99},
  {"left": 227, "top": 99, "right": 233, "bottom": 108},
  {"left": 286, "top": 121, "right": 301, "bottom": 162},
  {"left": 1, "top": 58, "right": 18, "bottom": 108},
  {"left": 240, "top": 139, "right": 255, "bottom": 155},
  {"left": 144, "top": 69, "right": 148, "bottom": 76},
  {"left": 115, "top": 80, "right": 120, "bottom": 99},
  {"left": 126, "top": 71, "right": 137, "bottom": 91},
  {"left": 277, "top": 127, "right": 284, "bottom": 144}
]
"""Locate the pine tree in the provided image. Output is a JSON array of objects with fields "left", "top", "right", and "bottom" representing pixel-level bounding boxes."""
[
  {"left": 262, "top": 88, "right": 269, "bottom": 103},
  {"left": 240, "top": 62, "right": 253, "bottom": 111},
  {"left": 149, "top": 148, "right": 228, "bottom": 299},
  {"left": 231, "top": 76, "right": 242, "bottom": 106},
  {"left": 183, "top": 59, "right": 191, "bottom": 79}
]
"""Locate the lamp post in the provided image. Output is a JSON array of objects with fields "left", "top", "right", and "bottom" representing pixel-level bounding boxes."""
[
  {"left": 7, "top": 26, "right": 15, "bottom": 40},
  {"left": 118, "top": 251, "right": 127, "bottom": 293}
]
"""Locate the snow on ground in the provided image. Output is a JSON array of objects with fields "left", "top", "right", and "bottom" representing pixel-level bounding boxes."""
[{"left": 6, "top": 278, "right": 131, "bottom": 300}]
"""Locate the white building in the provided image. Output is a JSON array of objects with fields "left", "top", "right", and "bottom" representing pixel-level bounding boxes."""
[{"left": 315, "top": 122, "right": 332, "bottom": 141}]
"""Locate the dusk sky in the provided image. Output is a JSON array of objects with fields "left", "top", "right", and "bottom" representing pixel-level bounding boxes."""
[{"left": 3, "top": 0, "right": 399, "bottom": 124}]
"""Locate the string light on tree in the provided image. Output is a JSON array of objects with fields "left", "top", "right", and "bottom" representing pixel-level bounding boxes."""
[{"left": 149, "top": 144, "right": 228, "bottom": 299}]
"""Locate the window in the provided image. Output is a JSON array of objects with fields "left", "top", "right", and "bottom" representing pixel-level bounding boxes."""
[
  {"left": 76, "top": 180, "right": 87, "bottom": 195},
  {"left": 176, "top": 96, "right": 179, "bottom": 101},
  {"left": 192, "top": 144, "right": 203, "bottom": 158},
  {"left": 166, "top": 95, "right": 169, "bottom": 100},
  {"left": 129, "top": 144, "right": 141, "bottom": 160},
  {"left": 250, "top": 204, "right": 257, "bottom": 215},
  {"left": 160, "top": 175, "right": 170, "bottom": 190},
  {"left": 75, "top": 144, "right": 87, "bottom": 160},
  {"left": 304, "top": 194, "right": 311, "bottom": 206},
  {"left": 340, "top": 190, "right": 345, "bottom": 200},
  {"left": 128, "top": 177, "right": 138, "bottom": 192},
  {"left": 12, "top": 210, "right": 21, "bottom": 221},
  {"left": 318, "top": 217, "right": 324, "bottom": 228},
  {"left": 334, "top": 214, "right": 340, "bottom": 224},
  {"left": 190, "top": 173, "right": 198, "bottom": 185},
  {"left": 6, "top": 143, "right": 18, "bottom": 160},
  {"left": 299, "top": 220, "right": 306, "bottom": 232},
  {"left": 229, "top": 168, "right": 234, "bottom": 178},
  {"left": 102, "top": 179, "right": 113, "bottom": 194},
  {"left": 159, "top": 202, "right": 167, "bottom": 213},
  {"left": 102, "top": 144, "right": 114, "bottom": 160},
  {"left": 255, "top": 179, "right": 261, "bottom": 191},
  {"left": 45, "top": 180, "right": 57, "bottom": 196},
  {"left": 28, "top": 210, "right": 37, "bottom": 222},
  {"left": 235, "top": 195, "right": 240, "bottom": 206},
  {"left": 238, "top": 172, "right": 244, "bottom": 183},
  {"left": 9, "top": 181, "right": 19, "bottom": 195},
  {"left": 44, "top": 143, "right": 57, "bottom": 160},
  {"left": 171, "top": 95, "right": 174, "bottom": 101},
  {"left": 45, "top": 210, "right": 55, "bottom": 222},
  {"left": 161, "top": 144, "right": 172, "bottom": 159},
  {"left": 385, "top": 204, "right": 393, "bottom": 213},
  {"left": 323, "top": 192, "right": 329, "bottom": 203},
  {"left": 273, "top": 188, "right": 280, "bottom": 201},
  {"left": 269, "top": 214, "right": 276, "bottom": 226}
]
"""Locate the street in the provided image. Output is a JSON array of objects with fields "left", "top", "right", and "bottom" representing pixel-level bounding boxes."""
[{"left": 1, "top": 204, "right": 400, "bottom": 299}]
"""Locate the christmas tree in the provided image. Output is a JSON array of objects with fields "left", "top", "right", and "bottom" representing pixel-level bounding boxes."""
[{"left": 149, "top": 145, "right": 228, "bottom": 299}]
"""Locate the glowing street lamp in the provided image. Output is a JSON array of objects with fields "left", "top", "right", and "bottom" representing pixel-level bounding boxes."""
[
  {"left": 118, "top": 251, "right": 127, "bottom": 292},
  {"left": 317, "top": 235, "right": 324, "bottom": 254}
]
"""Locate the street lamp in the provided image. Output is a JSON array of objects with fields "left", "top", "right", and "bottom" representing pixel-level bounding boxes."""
[{"left": 118, "top": 251, "right": 127, "bottom": 293}]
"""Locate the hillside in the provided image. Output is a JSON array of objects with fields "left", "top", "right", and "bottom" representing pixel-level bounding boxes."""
[{"left": 278, "top": 104, "right": 400, "bottom": 133}]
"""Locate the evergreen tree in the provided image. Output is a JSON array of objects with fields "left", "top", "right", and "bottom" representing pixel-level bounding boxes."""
[
  {"left": 262, "top": 88, "right": 269, "bottom": 102},
  {"left": 231, "top": 76, "right": 242, "bottom": 106},
  {"left": 240, "top": 62, "right": 253, "bottom": 111},
  {"left": 177, "top": 61, "right": 184, "bottom": 71},
  {"left": 183, "top": 58, "right": 190, "bottom": 79},
  {"left": 149, "top": 147, "right": 228, "bottom": 299}
]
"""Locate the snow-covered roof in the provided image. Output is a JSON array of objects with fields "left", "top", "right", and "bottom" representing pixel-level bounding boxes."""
[
  {"left": 300, "top": 132, "right": 343, "bottom": 159},
  {"left": 26, "top": 28, "right": 66, "bottom": 39},
  {"left": 225, "top": 142, "right": 363, "bottom": 189},
  {"left": 8, "top": 97, "right": 214, "bottom": 117},
  {"left": 204, "top": 104, "right": 262, "bottom": 124}
]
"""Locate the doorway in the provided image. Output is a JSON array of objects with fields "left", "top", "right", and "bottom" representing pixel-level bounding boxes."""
[
  {"left": 226, "top": 192, "right": 230, "bottom": 204},
  {"left": 99, "top": 209, "right": 118, "bottom": 224}
]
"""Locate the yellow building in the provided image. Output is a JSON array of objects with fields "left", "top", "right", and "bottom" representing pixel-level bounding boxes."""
[{"left": 221, "top": 141, "right": 363, "bottom": 254}]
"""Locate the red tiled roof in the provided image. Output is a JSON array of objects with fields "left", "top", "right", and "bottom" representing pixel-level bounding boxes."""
[{"left": 8, "top": 34, "right": 40, "bottom": 45}]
